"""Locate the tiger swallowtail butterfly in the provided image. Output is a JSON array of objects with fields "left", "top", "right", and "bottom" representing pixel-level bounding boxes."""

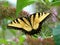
[{"left": 7, "top": 12, "right": 50, "bottom": 35}]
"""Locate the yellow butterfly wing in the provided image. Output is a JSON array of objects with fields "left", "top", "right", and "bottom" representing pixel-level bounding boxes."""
[
  {"left": 39, "top": 12, "right": 50, "bottom": 23},
  {"left": 32, "top": 13, "right": 39, "bottom": 29},
  {"left": 31, "top": 12, "right": 50, "bottom": 30},
  {"left": 8, "top": 18, "right": 32, "bottom": 32},
  {"left": 8, "top": 12, "right": 50, "bottom": 34}
]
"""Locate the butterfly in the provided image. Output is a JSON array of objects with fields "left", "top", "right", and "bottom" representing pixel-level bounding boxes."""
[{"left": 7, "top": 12, "right": 50, "bottom": 35}]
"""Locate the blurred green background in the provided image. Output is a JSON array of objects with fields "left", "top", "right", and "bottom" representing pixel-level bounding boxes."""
[{"left": 0, "top": 0, "right": 60, "bottom": 45}]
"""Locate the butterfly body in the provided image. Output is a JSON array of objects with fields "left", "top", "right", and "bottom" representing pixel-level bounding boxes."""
[{"left": 8, "top": 12, "right": 50, "bottom": 35}]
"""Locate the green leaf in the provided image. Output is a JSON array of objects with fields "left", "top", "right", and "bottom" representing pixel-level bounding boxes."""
[
  {"left": 53, "top": 25, "right": 60, "bottom": 45},
  {"left": 53, "top": 25, "right": 60, "bottom": 35},
  {"left": 16, "top": 0, "right": 35, "bottom": 16},
  {"left": 9, "top": 29, "right": 17, "bottom": 36},
  {"left": 9, "top": 41, "right": 17, "bottom": 45},
  {"left": 3, "top": 1, "right": 9, "bottom": 7},
  {"left": 19, "top": 35, "right": 25, "bottom": 45},
  {"left": 0, "top": 39, "right": 8, "bottom": 44},
  {"left": 48, "top": 0, "right": 53, "bottom": 2},
  {"left": 53, "top": 0, "right": 60, "bottom": 2},
  {"left": 45, "top": 0, "right": 49, "bottom": 3},
  {"left": 1, "top": 19, "right": 8, "bottom": 30},
  {"left": 54, "top": 35, "right": 60, "bottom": 45},
  {"left": 50, "top": 1, "right": 60, "bottom": 6}
]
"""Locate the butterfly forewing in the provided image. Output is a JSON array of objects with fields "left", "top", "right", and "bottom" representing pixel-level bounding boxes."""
[
  {"left": 30, "top": 15, "right": 34, "bottom": 28},
  {"left": 8, "top": 18, "right": 32, "bottom": 32},
  {"left": 39, "top": 13, "right": 50, "bottom": 23},
  {"left": 33, "top": 13, "right": 40, "bottom": 30},
  {"left": 23, "top": 17, "right": 31, "bottom": 26},
  {"left": 22, "top": 17, "right": 32, "bottom": 31},
  {"left": 8, "top": 20, "right": 22, "bottom": 28}
]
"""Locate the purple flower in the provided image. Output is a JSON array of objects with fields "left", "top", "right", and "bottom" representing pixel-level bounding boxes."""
[
  {"left": 38, "top": 36, "right": 44, "bottom": 41},
  {"left": 51, "top": 7, "right": 58, "bottom": 22},
  {"left": 12, "top": 37, "right": 19, "bottom": 43},
  {"left": 52, "top": 14, "right": 57, "bottom": 22},
  {"left": 51, "top": 7, "right": 58, "bottom": 16}
]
